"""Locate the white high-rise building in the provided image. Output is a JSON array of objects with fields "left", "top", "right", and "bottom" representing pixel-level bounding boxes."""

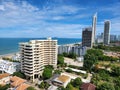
[
  {"left": 104, "top": 20, "right": 111, "bottom": 45},
  {"left": 92, "top": 13, "right": 97, "bottom": 47},
  {"left": 118, "top": 35, "right": 120, "bottom": 41},
  {"left": 96, "top": 33, "right": 104, "bottom": 43},
  {"left": 110, "top": 35, "right": 117, "bottom": 42},
  {"left": 19, "top": 37, "right": 57, "bottom": 82},
  {"left": 58, "top": 44, "right": 87, "bottom": 56}
]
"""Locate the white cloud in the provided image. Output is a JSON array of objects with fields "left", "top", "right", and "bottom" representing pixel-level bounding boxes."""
[
  {"left": 0, "top": 0, "right": 119, "bottom": 38},
  {"left": 0, "top": 0, "right": 87, "bottom": 28},
  {"left": 0, "top": 23, "right": 87, "bottom": 38},
  {"left": 0, "top": 5, "right": 5, "bottom": 11}
]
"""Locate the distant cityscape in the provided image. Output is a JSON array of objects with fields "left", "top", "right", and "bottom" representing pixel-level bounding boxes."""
[{"left": 0, "top": 10, "right": 120, "bottom": 90}]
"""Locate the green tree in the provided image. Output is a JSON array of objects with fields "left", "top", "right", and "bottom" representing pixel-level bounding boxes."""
[
  {"left": 42, "top": 67, "right": 52, "bottom": 80},
  {"left": 65, "top": 68, "right": 73, "bottom": 73},
  {"left": 72, "top": 77, "right": 82, "bottom": 88},
  {"left": 87, "top": 49, "right": 103, "bottom": 56},
  {"left": 54, "top": 69, "right": 61, "bottom": 74},
  {"left": 68, "top": 53, "right": 77, "bottom": 59},
  {"left": 111, "top": 66, "right": 120, "bottom": 76},
  {"left": 98, "top": 82, "right": 115, "bottom": 90},
  {"left": 63, "top": 52, "right": 68, "bottom": 57},
  {"left": 98, "top": 69, "right": 111, "bottom": 81},
  {"left": 45, "top": 65, "right": 53, "bottom": 69},
  {"left": 66, "top": 83, "right": 79, "bottom": 90},
  {"left": 84, "top": 54, "right": 98, "bottom": 71},
  {"left": 58, "top": 55, "right": 64, "bottom": 66},
  {"left": 0, "top": 84, "right": 10, "bottom": 90},
  {"left": 39, "top": 82, "right": 45, "bottom": 88},
  {"left": 27, "top": 86, "right": 36, "bottom": 90},
  {"left": 94, "top": 45, "right": 120, "bottom": 52},
  {"left": 113, "top": 77, "right": 120, "bottom": 90},
  {"left": 91, "top": 74, "right": 100, "bottom": 86},
  {"left": 12, "top": 71, "right": 25, "bottom": 79},
  {"left": 39, "top": 81, "right": 50, "bottom": 89}
]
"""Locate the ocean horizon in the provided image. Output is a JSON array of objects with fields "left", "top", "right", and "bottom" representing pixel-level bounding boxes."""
[{"left": 0, "top": 38, "right": 81, "bottom": 55}]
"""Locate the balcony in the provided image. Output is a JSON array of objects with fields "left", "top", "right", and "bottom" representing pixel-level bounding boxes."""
[
  {"left": 25, "top": 70, "right": 33, "bottom": 74},
  {"left": 24, "top": 49, "right": 33, "bottom": 52},
  {"left": 24, "top": 59, "right": 33, "bottom": 62},
  {"left": 24, "top": 55, "right": 33, "bottom": 58},
  {"left": 24, "top": 64, "right": 33, "bottom": 67},
  {"left": 24, "top": 46, "right": 32, "bottom": 49},
  {"left": 24, "top": 72, "right": 33, "bottom": 76},
  {"left": 24, "top": 67, "right": 33, "bottom": 70},
  {"left": 24, "top": 52, "right": 33, "bottom": 55}
]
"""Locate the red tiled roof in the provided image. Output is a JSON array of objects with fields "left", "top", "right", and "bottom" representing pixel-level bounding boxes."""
[
  {"left": 10, "top": 76, "right": 26, "bottom": 87},
  {"left": 80, "top": 83, "right": 96, "bottom": 90},
  {"left": 16, "top": 83, "right": 30, "bottom": 90},
  {"left": 0, "top": 73, "right": 10, "bottom": 79}
]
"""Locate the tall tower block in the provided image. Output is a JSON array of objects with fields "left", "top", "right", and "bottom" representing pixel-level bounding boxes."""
[
  {"left": 104, "top": 20, "right": 111, "bottom": 45},
  {"left": 92, "top": 13, "right": 97, "bottom": 47}
]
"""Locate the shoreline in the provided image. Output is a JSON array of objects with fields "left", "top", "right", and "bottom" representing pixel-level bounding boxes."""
[
  {"left": 0, "top": 52, "right": 19, "bottom": 57},
  {"left": 0, "top": 42, "right": 82, "bottom": 56},
  {"left": 58, "top": 42, "right": 81, "bottom": 46}
]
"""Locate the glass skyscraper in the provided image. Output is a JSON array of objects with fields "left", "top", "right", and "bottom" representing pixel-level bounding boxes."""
[{"left": 104, "top": 20, "right": 111, "bottom": 45}]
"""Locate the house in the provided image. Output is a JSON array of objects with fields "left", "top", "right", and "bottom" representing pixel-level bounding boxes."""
[
  {"left": 80, "top": 83, "right": 96, "bottom": 90},
  {"left": 10, "top": 76, "right": 30, "bottom": 90},
  {"left": 52, "top": 75, "right": 71, "bottom": 88},
  {"left": 10, "top": 76, "right": 26, "bottom": 88},
  {"left": 0, "top": 73, "right": 11, "bottom": 85},
  {"left": 16, "top": 83, "right": 30, "bottom": 90}
]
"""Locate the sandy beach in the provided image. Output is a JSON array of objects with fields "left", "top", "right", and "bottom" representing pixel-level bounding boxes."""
[{"left": 0, "top": 52, "right": 19, "bottom": 58}]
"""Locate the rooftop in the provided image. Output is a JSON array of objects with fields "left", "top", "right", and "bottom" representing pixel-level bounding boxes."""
[
  {"left": 16, "top": 83, "right": 30, "bottom": 90},
  {"left": 20, "top": 37, "right": 57, "bottom": 45},
  {"left": 10, "top": 76, "right": 26, "bottom": 87},
  {"left": 0, "top": 73, "right": 10, "bottom": 79},
  {"left": 57, "top": 75, "right": 70, "bottom": 83},
  {"left": 80, "top": 83, "right": 96, "bottom": 90}
]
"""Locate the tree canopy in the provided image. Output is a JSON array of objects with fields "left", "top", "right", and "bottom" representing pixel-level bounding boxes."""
[
  {"left": 27, "top": 87, "right": 36, "bottom": 90},
  {"left": 83, "top": 52, "right": 98, "bottom": 71},
  {"left": 62, "top": 52, "right": 77, "bottom": 59},
  {"left": 39, "top": 81, "right": 50, "bottom": 89},
  {"left": 94, "top": 45, "right": 120, "bottom": 52},
  {"left": 42, "top": 65, "right": 53, "bottom": 80},
  {"left": 12, "top": 71, "right": 25, "bottom": 79},
  {"left": 72, "top": 77, "right": 82, "bottom": 88},
  {"left": 111, "top": 66, "right": 120, "bottom": 76},
  {"left": 0, "top": 84, "right": 10, "bottom": 90},
  {"left": 58, "top": 55, "right": 64, "bottom": 66},
  {"left": 98, "top": 82, "right": 115, "bottom": 90}
]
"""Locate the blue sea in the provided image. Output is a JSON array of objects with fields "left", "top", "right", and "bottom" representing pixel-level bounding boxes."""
[{"left": 0, "top": 38, "right": 81, "bottom": 55}]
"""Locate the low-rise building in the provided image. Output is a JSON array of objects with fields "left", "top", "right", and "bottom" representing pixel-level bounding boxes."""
[
  {"left": 0, "top": 60, "right": 20, "bottom": 74},
  {"left": 52, "top": 75, "right": 71, "bottom": 88},
  {"left": 16, "top": 83, "right": 30, "bottom": 90},
  {"left": 80, "top": 83, "right": 96, "bottom": 90},
  {"left": 0, "top": 73, "right": 11, "bottom": 85},
  {"left": 10, "top": 76, "right": 30, "bottom": 90},
  {"left": 12, "top": 53, "right": 21, "bottom": 61},
  {"left": 47, "top": 85, "right": 58, "bottom": 90}
]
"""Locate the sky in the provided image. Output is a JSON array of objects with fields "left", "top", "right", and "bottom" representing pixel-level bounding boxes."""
[{"left": 0, "top": 0, "right": 120, "bottom": 38}]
